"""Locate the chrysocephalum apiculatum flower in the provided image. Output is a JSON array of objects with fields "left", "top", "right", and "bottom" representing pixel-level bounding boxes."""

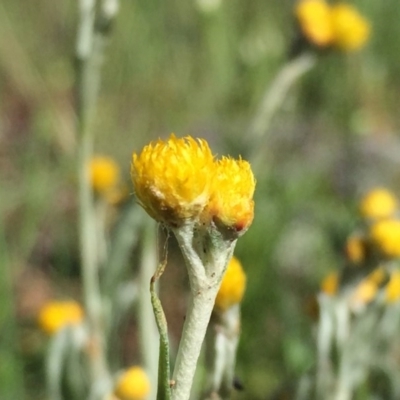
[
  {"left": 369, "top": 219, "right": 400, "bottom": 258},
  {"left": 359, "top": 188, "right": 398, "bottom": 220},
  {"left": 114, "top": 366, "right": 151, "bottom": 400},
  {"left": 37, "top": 300, "right": 84, "bottom": 335},
  {"left": 330, "top": 3, "right": 370, "bottom": 51},
  {"left": 295, "top": 0, "right": 334, "bottom": 48},
  {"left": 215, "top": 256, "right": 247, "bottom": 312},
  {"left": 345, "top": 234, "right": 365, "bottom": 264},
  {"left": 320, "top": 271, "right": 339, "bottom": 296},
  {"left": 206, "top": 156, "right": 255, "bottom": 235},
  {"left": 295, "top": 0, "right": 370, "bottom": 52},
  {"left": 385, "top": 270, "right": 400, "bottom": 304},
  {"left": 131, "top": 134, "right": 214, "bottom": 226},
  {"left": 89, "top": 156, "right": 120, "bottom": 194},
  {"left": 131, "top": 134, "right": 255, "bottom": 232}
]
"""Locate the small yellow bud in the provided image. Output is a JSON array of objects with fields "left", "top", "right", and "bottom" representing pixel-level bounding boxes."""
[
  {"left": 207, "top": 157, "right": 255, "bottom": 234},
  {"left": 385, "top": 271, "right": 400, "bottom": 304},
  {"left": 215, "top": 256, "right": 247, "bottom": 312},
  {"left": 320, "top": 272, "right": 339, "bottom": 296},
  {"left": 37, "top": 301, "right": 84, "bottom": 335},
  {"left": 359, "top": 188, "right": 398, "bottom": 220},
  {"left": 89, "top": 156, "right": 120, "bottom": 194},
  {"left": 370, "top": 219, "right": 400, "bottom": 258},
  {"left": 114, "top": 367, "right": 151, "bottom": 400},
  {"left": 345, "top": 235, "right": 365, "bottom": 264},
  {"left": 350, "top": 278, "right": 378, "bottom": 307}
]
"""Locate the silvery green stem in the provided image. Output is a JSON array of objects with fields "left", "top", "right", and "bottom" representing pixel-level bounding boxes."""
[
  {"left": 171, "top": 224, "right": 236, "bottom": 400},
  {"left": 249, "top": 52, "right": 316, "bottom": 141},
  {"left": 76, "top": 0, "right": 118, "bottom": 392},
  {"left": 203, "top": 305, "right": 241, "bottom": 400},
  {"left": 316, "top": 294, "right": 335, "bottom": 399}
]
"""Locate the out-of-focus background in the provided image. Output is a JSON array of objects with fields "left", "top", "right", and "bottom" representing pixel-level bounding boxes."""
[{"left": 2, "top": 0, "right": 400, "bottom": 399}]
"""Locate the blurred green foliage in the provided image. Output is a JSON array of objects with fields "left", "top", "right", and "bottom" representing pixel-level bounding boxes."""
[{"left": 2, "top": 0, "right": 400, "bottom": 399}]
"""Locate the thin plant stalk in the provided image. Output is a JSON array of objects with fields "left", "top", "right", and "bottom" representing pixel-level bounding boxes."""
[
  {"left": 249, "top": 53, "right": 316, "bottom": 168},
  {"left": 75, "top": 0, "right": 118, "bottom": 390},
  {"left": 171, "top": 224, "right": 236, "bottom": 400}
]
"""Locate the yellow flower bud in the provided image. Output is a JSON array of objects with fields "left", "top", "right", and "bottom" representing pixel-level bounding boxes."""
[
  {"left": 207, "top": 157, "right": 255, "bottom": 234},
  {"left": 350, "top": 278, "right": 378, "bottom": 308},
  {"left": 114, "top": 367, "right": 151, "bottom": 400},
  {"left": 37, "top": 301, "right": 84, "bottom": 335},
  {"left": 320, "top": 272, "right": 339, "bottom": 296},
  {"left": 359, "top": 188, "right": 398, "bottom": 220},
  {"left": 385, "top": 270, "right": 400, "bottom": 304},
  {"left": 89, "top": 156, "right": 120, "bottom": 195},
  {"left": 345, "top": 235, "right": 365, "bottom": 264},
  {"left": 330, "top": 4, "right": 371, "bottom": 51},
  {"left": 295, "top": 0, "right": 334, "bottom": 47},
  {"left": 131, "top": 134, "right": 214, "bottom": 226},
  {"left": 370, "top": 219, "right": 400, "bottom": 258},
  {"left": 215, "top": 256, "right": 247, "bottom": 312}
]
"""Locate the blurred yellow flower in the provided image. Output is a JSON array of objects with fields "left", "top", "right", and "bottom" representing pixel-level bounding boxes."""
[
  {"left": 295, "top": 0, "right": 334, "bottom": 47},
  {"left": 131, "top": 134, "right": 214, "bottom": 225},
  {"left": 330, "top": 4, "right": 370, "bottom": 51},
  {"left": 206, "top": 157, "right": 256, "bottom": 233},
  {"left": 345, "top": 234, "right": 365, "bottom": 264},
  {"left": 350, "top": 278, "right": 378, "bottom": 307},
  {"left": 368, "top": 267, "right": 386, "bottom": 286},
  {"left": 215, "top": 256, "right": 247, "bottom": 312},
  {"left": 38, "top": 301, "right": 84, "bottom": 335},
  {"left": 114, "top": 366, "right": 151, "bottom": 400},
  {"left": 89, "top": 156, "right": 120, "bottom": 194},
  {"left": 385, "top": 270, "right": 400, "bottom": 304},
  {"left": 320, "top": 271, "right": 338, "bottom": 296},
  {"left": 370, "top": 219, "right": 400, "bottom": 258},
  {"left": 359, "top": 188, "right": 398, "bottom": 220}
]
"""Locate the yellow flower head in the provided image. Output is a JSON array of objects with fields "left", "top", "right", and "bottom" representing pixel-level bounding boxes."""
[
  {"left": 295, "top": 0, "right": 334, "bottom": 47},
  {"left": 89, "top": 156, "right": 120, "bottom": 194},
  {"left": 131, "top": 134, "right": 214, "bottom": 225},
  {"left": 345, "top": 235, "right": 365, "bottom": 264},
  {"left": 38, "top": 301, "right": 84, "bottom": 335},
  {"left": 359, "top": 188, "right": 398, "bottom": 220},
  {"left": 385, "top": 270, "right": 400, "bottom": 304},
  {"left": 215, "top": 256, "right": 247, "bottom": 312},
  {"left": 350, "top": 278, "right": 378, "bottom": 308},
  {"left": 206, "top": 157, "right": 256, "bottom": 233},
  {"left": 370, "top": 219, "right": 400, "bottom": 258},
  {"left": 114, "top": 366, "right": 151, "bottom": 400},
  {"left": 330, "top": 4, "right": 370, "bottom": 51},
  {"left": 320, "top": 271, "right": 339, "bottom": 296}
]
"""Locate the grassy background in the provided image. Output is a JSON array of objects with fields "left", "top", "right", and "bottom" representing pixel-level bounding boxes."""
[{"left": 2, "top": 0, "right": 400, "bottom": 399}]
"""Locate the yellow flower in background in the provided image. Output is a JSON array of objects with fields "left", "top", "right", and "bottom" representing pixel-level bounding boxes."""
[
  {"left": 38, "top": 301, "right": 84, "bottom": 335},
  {"left": 370, "top": 219, "right": 400, "bottom": 258},
  {"left": 90, "top": 156, "right": 120, "bottom": 194},
  {"left": 114, "top": 366, "right": 151, "bottom": 400},
  {"left": 350, "top": 278, "right": 378, "bottom": 308},
  {"left": 385, "top": 270, "right": 400, "bottom": 304},
  {"left": 368, "top": 267, "right": 386, "bottom": 286},
  {"left": 215, "top": 256, "right": 247, "bottom": 312},
  {"left": 345, "top": 234, "right": 365, "bottom": 264},
  {"left": 207, "top": 157, "right": 256, "bottom": 233},
  {"left": 330, "top": 4, "right": 370, "bottom": 51},
  {"left": 131, "top": 134, "right": 214, "bottom": 225},
  {"left": 295, "top": 0, "right": 334, "bottom": 47},
  {"left": 320, "top": 271, "right": 339, "bottom": 296},
  {"left": 359, "top": 188, "right": 398, "bottom": 220}
]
